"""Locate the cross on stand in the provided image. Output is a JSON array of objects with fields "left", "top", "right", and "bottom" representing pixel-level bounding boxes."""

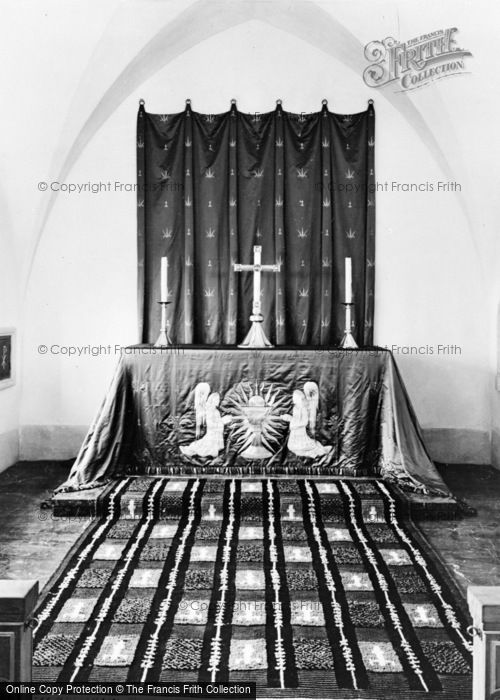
[{"left": 233, "top": 245, "right": 280, "bottom": 348}]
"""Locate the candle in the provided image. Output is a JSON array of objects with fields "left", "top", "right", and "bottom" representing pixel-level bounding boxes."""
[
  {"left": 160, "top": 256, "right": 168, "bottom": 302},
  {"left": 345, "top": 257, "right": 352, "bottom": 303}
]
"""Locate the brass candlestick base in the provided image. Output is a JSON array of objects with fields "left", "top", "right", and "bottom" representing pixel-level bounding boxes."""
[
  {"left": 154, "top": 301, "right": 172, "bottom": 346},
  {"left": 340, "top": 302, "right": 358, "bottom": 349},
  {"left": 238, "top": 313, "right": 273, "bottom": 348}
]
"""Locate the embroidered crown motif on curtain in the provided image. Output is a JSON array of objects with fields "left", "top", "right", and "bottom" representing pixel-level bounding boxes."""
[{"left": 136, "top": 101, "right": 375, "bottom": 346}]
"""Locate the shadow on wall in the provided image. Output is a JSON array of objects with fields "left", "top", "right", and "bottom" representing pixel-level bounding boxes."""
[
  {"left": 396, "top": 353, "right": 492, "bottom": 465},
  {"left": 0, "top": 181, "right": 21, "bottom": 472}
]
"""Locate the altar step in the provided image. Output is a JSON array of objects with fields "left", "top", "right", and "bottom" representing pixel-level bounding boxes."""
[
  {"left": 390, "top": 485, "right": 464, "bottom": 520},
  {"left": 50, "top": 476, "right": 463, "bottom": 520}
]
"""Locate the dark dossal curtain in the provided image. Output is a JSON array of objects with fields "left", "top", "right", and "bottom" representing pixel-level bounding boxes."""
[{"left": 136, "top": 102, "right": 375, "bottom": 346}]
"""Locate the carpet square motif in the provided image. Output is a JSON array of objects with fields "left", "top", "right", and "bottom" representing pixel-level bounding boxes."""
[
  {"left": 283, "top": 546, "right": 312, "bottom": 562},
  {"left": 76, "top": 568, "right": 113, "bottom": 588},
  {"left": 240, "top": 482, "right": 262, "bottom": 493},
  {"left": 107, "top": 521, "right": 138, "bottom": 539},
  {"left": 348, "top": 599, "right": 385, "bottom": 627},
  {"left": 281, "top": 523, "right": 308, "bottom": 541},
  {"left": 119, "top": 494, "right": 145, "bottom": 519},
  {"left": 56, "top": 597, "right": 98, "bottom": 623},
  {"left": 139, "top": 543, "right": 171, "bottom": 561},
  {"left": 390, "top": 569, "right": 427, "bottom": 594},
  {"left": 319, "top": 497, "right": 346, "bottom": 522},
  {"left": 160, "top": 496, "right": 184, "bottom": 515},
  {"left": 235, "top": 569, "right": 266, "bottom": 589},
  {"left": 290, "top": 600, "right": 325, "bottom": 626},
  {"left": 281, "top": 501, "right": 302, "bottom": 521},
  {"left": 237, "top": 543, "right": 264, "bottom": 561},
  {"left": 93, "top": 543, "right": 126, "bottom": 560},
  {"left": 361, "top": 502, "right": 386, "bottom": 523},
  {"left": 380, "top": 548, "right": 413, "bottom": 566},
  {"left": 113, "top": 596, "right": 153, "bottom": 623},
  {"left": 293, "top": 637, "right": 334, "bottom": 670},
  {"left": 33, "top": 634, "right": 79, "bottom": 666},
  {"left": 315, "top": 482, "right": 339, "bottom": 494},
  {"left": 325, "top": 526, "right": 352, "bottom": 541},
  {"left": 196, "top": 525, "right": 222, "bottom": 540},
  {"left": 340, "top": 571, "right": 373, "bottom": 590},
  {"left": 202, "top": 503, "right": 223, "bottom": 520},
  {"left": 286, "top": 568, "right": 318, "bottom": 590},
  {"left": 33, "top": 478, "right": 472, "bottom": 699},
  {"left": 174, "top": 598, "right": 210, "bottom": 625},
  {"left": 238, "top": 526, "right": 264, "bottom": 540},
  {"left": 359, "top": 641, "right": 403, "bottom": 672},
  {"left": 150, "top": 523, "right": 178, "bottom": 539},
  {"left": 162, "top": 636, "right": 203, "bottom": 670},
  {"left": 184, "top": 569, "right": 215, "bottom": 589},
  {"left": 330, "top": 545, "right": 363, "bottom": 565},
  {"left": 232, "top": 599, "right": 267, "bottom": 625},
  {"left": 228, "top": 638, "right": 267, "bottom": 670},
  {"left": 94, "top": 635, "right": 139, "bottom": 666},
  {"left": 164, "top": 480, "right": 189, "bottom": 491},
  {"left": 239, "top": 496, "right": 262, "bottom": 521},
  {"left": 128, "top": 568, "right": 162, "bottom": 588},
  {"left": 403, "top": 603, "right": 443, "bottom": 627},
  {"left": 128, "top": 478, "right": 159, "bottom": 491},
  {"left": 365, "top": 524, "right": 399, "bottom": 544},
  {"left": 420, "top": 641, "right": 471, "bottom": 674},
  {"left": 190, "top": 545, "right": 218, "bottom": 562}
]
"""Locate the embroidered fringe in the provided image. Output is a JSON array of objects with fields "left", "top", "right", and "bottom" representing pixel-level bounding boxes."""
[{"left": 139, "top": 463, "right": 373, "bottom": 477}]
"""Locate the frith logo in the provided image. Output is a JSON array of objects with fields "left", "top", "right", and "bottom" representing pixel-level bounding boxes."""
[{"left": 363, "top": 28, "right": 472, "bottom": 91}]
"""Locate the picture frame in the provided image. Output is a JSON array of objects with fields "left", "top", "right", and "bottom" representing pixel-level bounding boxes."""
[{"left": 0, "top": 328, "right": 15, "bottom": 390}]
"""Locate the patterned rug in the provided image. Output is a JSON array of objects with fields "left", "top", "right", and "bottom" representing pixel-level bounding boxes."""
[{"left": 33, "top": 478, "right": 472, "bottom": 698}]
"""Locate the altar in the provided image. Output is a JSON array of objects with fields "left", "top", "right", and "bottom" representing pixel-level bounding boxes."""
[{"left": 56, "top": 346, "right": 451, "bottom": 497}]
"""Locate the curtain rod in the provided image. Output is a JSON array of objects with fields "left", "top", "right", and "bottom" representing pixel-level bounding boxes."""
[{"left": 138, "top": 98, "right": 374, "bottom": 108}]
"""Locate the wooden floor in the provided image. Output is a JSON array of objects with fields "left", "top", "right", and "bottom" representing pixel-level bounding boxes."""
[{"left": 0, "top": 460, "right": 498, "bottom": 595}]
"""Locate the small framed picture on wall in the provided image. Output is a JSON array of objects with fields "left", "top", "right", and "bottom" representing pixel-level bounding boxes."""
[{"left": 0, "top": 328, "right": 15, "bottom": 390}]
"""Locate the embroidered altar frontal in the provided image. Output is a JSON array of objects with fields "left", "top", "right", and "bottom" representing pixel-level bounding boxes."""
[
  {"left": 33, "top": 478, "right": 472, "bottom": 699},
  {"left": 58, "top": 348, "right": 451, "bottom": 497}
]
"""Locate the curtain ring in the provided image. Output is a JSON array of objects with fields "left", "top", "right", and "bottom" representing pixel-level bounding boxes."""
[
  {"left": 322, "top": 99, "right": 328, "bottom": 106},
  {"left": 185, "top": 98, "right": 191, "bottom": 106},
  {"left": 276, "top": 99, "right": 283, "bottom": 106},
  {"left": 231, "top": 98, "right": 237, "bottom": 105},
  {"left": 139, "top": 98, "right": 145, "bottom": 106},
  {"left": 368, "top": 98, "right": 374, "bottom": 105},
  {"left": 466, "top": 625, "right": 482, "bottom": 639}
]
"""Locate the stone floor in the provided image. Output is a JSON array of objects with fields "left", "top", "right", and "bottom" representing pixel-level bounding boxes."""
[
  {"left": 0, "top": 461, "right": 89, "bottom": 590},
  {"left": 418, "top": 464, "right": 500, "bottom": 595},
  {"left": 0, "top": 460, "right": 498, "bottom": 595}
]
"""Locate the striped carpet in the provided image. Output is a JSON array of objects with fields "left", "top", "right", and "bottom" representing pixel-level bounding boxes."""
[{"left": 33, "top": 478, "right": 472, "bottom": 698}]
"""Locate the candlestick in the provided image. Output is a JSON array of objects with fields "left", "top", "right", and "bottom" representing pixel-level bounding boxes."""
[
  {"left": 340, "top": 302, "right": 358, "bottom": 349},
  {"left": 154, "top": 301, "right": 173, "bottom": 346},
  {"left": 160, "top": 257, "right": 168, "bottom": 303},
  {"left": 345, "top": 257, "right": 352, "bottom": 304}
]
